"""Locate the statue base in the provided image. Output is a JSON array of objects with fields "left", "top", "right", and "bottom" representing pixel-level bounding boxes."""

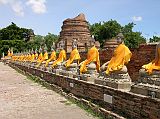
[
  {"left": 95, "top": 72, "right": 131, "bottom": 92},
  {"left": 80, "top": 62, "right": 99, "bottom": 83},
  {"left": 65, "top": 63, "right": 79, "bottom": 78},
  {"left": 131, "top": 69, "right": 160, "bottom": 98}
]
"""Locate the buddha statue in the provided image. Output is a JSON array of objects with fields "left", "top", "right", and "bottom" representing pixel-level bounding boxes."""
[
  {"left": 4, "top": 48, "right": 12, "bottom": 63},
  {"left": 80, "top": 42, "right": 100, "bottom": 74},
  {"left": 129, "top": 43, "right": 160, "bottom": 98},
  {"left": 79, "top": 41, "right": 100, "bottom": 82},
  {"left": 30, "top": 49, "right": 35, "bottom": 62},
  {"left": 30, "top": 48, "right": 38, "bottom": 67},
  {"left": 63, "top": 39, "right": 81, "bottom": 77},
  {"left": 96, "top": 33, "right": 132, "bottom": 91},
  {"left": 36, "top": 44, "right": 49, "bottom": 68},
  {"left": 7, "top": 48, "right": 11, "bottom": 57},
  {"left": 36, "top": 46, "right": 43, "bottom": 67},
  {"left": 101, "top": 33, "right": 132, "bottom": 76},
  {"left": 52, "top": 41, "right": 66, "bottom": 74},
  {"left": 34, "top": 48, "right": 38, "bottom": 61},
  {"left": 45, "top": 42, "right": 57, "bottom": 67},
  {"left": 139, "top": 42, "right": 160, "bottom": 82}
]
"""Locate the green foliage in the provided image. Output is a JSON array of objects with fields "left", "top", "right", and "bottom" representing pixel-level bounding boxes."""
[
  {"left": 149, "top": 36, "right": 160, "bottom": 43},
  {"left": 44, "top": 33, "right": 59, "bottom": 51},
  {"left": 89, "top": 20, "right": 146, "bottom": 48},
  {"left": 26, "top": 33, "right": 59, "bottom": 52},
  {"left": 0, "top": 32, "right": 59, "bottom": 58},
  {"left": 0, "top": 22, "right": 32, "bottom": 41},
  {"left": 89, "top": 20, "right": 121, "bottom": 46},
  {"left": 122, "top": 23, "right": 146, "bottom": 48},
  {"left": 0, "top": 40, "right": 26, "bottom": 57},
  {"left": 124, "top": 32, "right": 146, "bottom": 48}
]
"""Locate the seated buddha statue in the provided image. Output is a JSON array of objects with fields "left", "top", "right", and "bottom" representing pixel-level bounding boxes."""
[
  {"left": 139, "top": 42, "right": 160, "bottom": 81},
  {"left": 4, "top": 48, "right": 11, "bottom": 59},
  {"left": 65, "top": 39, "right": 81, "bottom": 73},
  {"left": 45, "top": 42, "right": 57, "bottom": 67},
  {"left": 36, "top": 45, "right": 48, "bottom": 68},
  {"left": 52, "top": 41, "right": 66, "bottom": 69},
  {"left": 36, "top": 47, "right": 43, "bottom": 67},
  {"left": 100, "top": 33, "right": 132, "bottom": 80},
  {"left": 30, "top": 49, "right": 35, "bottom": 63},
  {"left": 80, "top": 42, "right": 100, "bottom": 75},
  {"left": 34, "top": 49, "right": 38, "bottom": 61}
]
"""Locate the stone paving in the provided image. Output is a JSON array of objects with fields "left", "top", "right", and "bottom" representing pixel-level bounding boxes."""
[{"left": 0, "top": 62, "right": 97, "bottom": 119}]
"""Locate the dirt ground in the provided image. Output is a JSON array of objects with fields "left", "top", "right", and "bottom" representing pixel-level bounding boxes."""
[{"left": 0, "top": 62, "right": 97, "bottom": 119}]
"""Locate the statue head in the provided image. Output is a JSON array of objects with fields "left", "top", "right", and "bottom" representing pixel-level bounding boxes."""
[
  {"left": 116, "top": 33, "right": 124, "bottom": 44},
  {"left": 44, "top": 44, "right": 48, "bottom": 52},
  {"left": 91, "top": 35, "right": 96, "bottom": 47},
  {"left": 39, "top": 46, "right": 42, "bottom": 53},
  {"left": 51, "top": 42, "right": 55, "bottom": 51},
  {"left": 59, "top": 40, "right": 65, "bottom": 50},
  {"left": 35, "top": 48, "right": 37, "bottom": 54},
  {"left": 72, "top": 39, "right": 77, "bottom": 49},
  {"left": 8, "top": 48, "right": 11, "bottom": 52}
]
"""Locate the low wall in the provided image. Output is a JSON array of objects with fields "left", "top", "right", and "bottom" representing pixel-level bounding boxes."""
[{"left": 11, "top": 63, "right": 160, "bottom": 119}]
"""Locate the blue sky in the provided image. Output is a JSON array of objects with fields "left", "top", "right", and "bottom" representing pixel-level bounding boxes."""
[{"left": 0, "top": 0, "right": 160, "bottom": 39}]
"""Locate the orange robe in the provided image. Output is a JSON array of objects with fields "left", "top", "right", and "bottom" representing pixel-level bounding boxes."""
[
  {"left": 106, "top": 44, "right": 132, "bottom": 74},
  {"left": 45, "top": 51, "right": 56, "bottom": 67},
  {"left": 80, "top": 46, "right": 100, "bottom": 73},
  {"left": 142, "top": 48, "right": 160, "bottom": 74},
  {"left": 30, "top": 54, "right": 35, "bottom": 62},
  {"left": 52, "top": 50, "right": 66, "bottom": 68},
  {"left": 36, "top": 52, "right": 48, "bottom": 67},
  {"left": 34, "top": 53, "right": 38, "bottom": 60},
  {"left": 66, "top": 48, "right": 81, "bottom": 68},
  {"left": 37, "top": 53, "right": 43, "bottom": 63}
]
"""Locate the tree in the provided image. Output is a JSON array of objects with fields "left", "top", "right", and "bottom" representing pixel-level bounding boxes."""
[
  {"left": 0, "top": 22, "right": 32, "bottom": 41},
  {"left": 122, "top": 23, "right": 146, "bottom": 48},
  {"left": 149, "top": 36, "right": 160, "bottom": 43},
  {"left": 26, "top": 33, "right": 59, "bottom": 52},
  {"left": 44, "top": 33, "right": 59, "bottom": 51},
  {"left": 89, "top": 21, "right": 146, "bottom": 48},
  {"left": 124, "top": 32, "right": 146, "bottom": 48},
  {"left": 89, "top": 20, "right": 122, "bottom": 46}
]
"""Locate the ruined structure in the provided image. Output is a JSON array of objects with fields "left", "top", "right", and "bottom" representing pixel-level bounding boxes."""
[
  {"left": 103, "top": 38, "right": 119, "bottom": 50},
  {"left": 56, "top": 13, "right": 100, "bottom": 53}
]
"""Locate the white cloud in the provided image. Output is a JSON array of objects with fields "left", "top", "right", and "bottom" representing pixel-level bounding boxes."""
[
  {"left": 11, "top": 1, "right": 24, "bottom": 16},
  {"left": 26, "top": 0, "right": 47, "bottom": 14},
  {"left": 132, "top": 16, "right": 143, "bottom": 22},
  {"left": 0, "top": 0, "right": 24, "bottom": 16},
  {"left": 0, "top": 0, "right": 8, "bottom": 4}
]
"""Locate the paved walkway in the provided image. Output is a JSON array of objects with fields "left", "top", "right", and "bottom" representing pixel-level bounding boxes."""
[{"left": 0, "top": 62, "right": 96, "bottom": 119}]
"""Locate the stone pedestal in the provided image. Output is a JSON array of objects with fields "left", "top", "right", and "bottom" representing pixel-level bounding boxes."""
[
  {"left": 95, "top": 72, "right": 131, "bottom": 92},
  {"left": 46, "top": 62, "right": 54, "bottom": 72},
  {"left": 80, "top": 62, "right": 99, "bottom": 83},
  {"left": 52, "top": 63, "right": 65, "bottom": 75},
  {"left": 65, "top": 63, "right": 79, "bottom": 78},
  {"left": 30, "top": 60, "right": 37, "bottom": 68},
  {"left": 131, "top": 69, "right": 160, "bottom": 98}
]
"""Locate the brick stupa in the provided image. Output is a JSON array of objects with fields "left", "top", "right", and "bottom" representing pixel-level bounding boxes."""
[
  {"left": 103, "top": 38, "right": 119, "bottom": 50},
  {"left": 56, "top": 13, "right": 100, "bottom": 52}
]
